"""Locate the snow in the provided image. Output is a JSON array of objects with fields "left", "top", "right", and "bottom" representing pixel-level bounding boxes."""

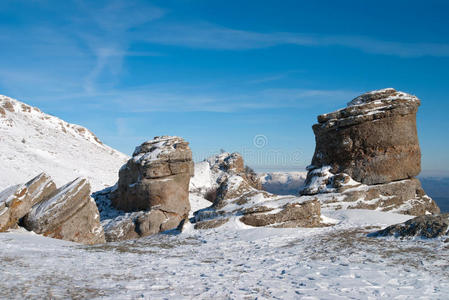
[
  {"left": 189, "top": 161, "right": 214, "bottom": 194},
  {"left": 0, "top": 95, "right": 129, "bottom": 192},
  {"left": 1, "top": 209, "right": 448, "bottom": 299},
  {"left": 132, "top": 136, "right": 184, "bottom": 164},
  {"left": 347, "top": 88, "right": 419, "bottom": 107}
]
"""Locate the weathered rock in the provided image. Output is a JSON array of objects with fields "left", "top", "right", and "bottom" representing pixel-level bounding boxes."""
[
  {"left": 102, "top": 212, "right": 142, "bottom": 242},
  {"left": 206, "top": 152, "right": 261, "bottom": 190},
  {"left": 370, "top": 214, "right": 449, "bottom": 239},
  {"left": 108, "top": 136, "right": 194, "bottom": 239},
  {"left": 310, "top": 88, "right": 421, "bottom": 185},
  {"left": 0, "top": 202, "right": 10, "bottom": 230},
  {"left": 0, "top": 173, "right": 56, "bottom": 232},
  {"left": 23, "top": 178, "right": 105, "bottom": 245},
  {"left": 194, "top": 174, "right": 322, "bottom": 229},
  {"left": 301, "top": 88, "right": 439, "bottom": 216},
  {"left": 102, "top": 209, "right": 185, "bottom": 242},
  {"left": 112, "top": 136, "right": 193, "bottom": 214},
  {"left": 240, "top": 200, "right": 321, "bottom": 228},
  {"left": 307, "top": 174, "right": 440, "bottom": 215}
]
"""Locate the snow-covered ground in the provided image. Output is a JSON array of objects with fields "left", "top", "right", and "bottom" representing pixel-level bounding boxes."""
[
  {"left": 1, "top": 209, "right": 448, "bottom": 299},
  {"left": 0, "top": 95, "right": 129, "bottom": 192}
]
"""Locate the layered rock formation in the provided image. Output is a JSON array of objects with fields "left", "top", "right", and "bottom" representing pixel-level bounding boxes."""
[
  {"left": 193, "top": 153, "right": 322, "bottom": 229},
  {"left": 0, "top": 173, "right": 56, "bottom": 232},
  {"left": 371, "top": 214, "right": 449, "bottom": 239},
  {"left": 301, "top": 88, "right": 440, "bottom": 215},
  {"left": 104, "top": 136, "right": 194, "bottom": 241},
  {"left": 0, "top": 174, "right": 105, "bottom": 244},
  {"left": 23, "top": 178, "right": 105, "bottom": 245}
]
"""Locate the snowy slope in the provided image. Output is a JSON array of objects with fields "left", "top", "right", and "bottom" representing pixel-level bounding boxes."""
[{"left": 0, "top": 95, "right": 129, "bottom": 192}]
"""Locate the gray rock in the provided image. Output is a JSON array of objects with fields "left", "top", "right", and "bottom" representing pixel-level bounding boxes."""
[
  {"left": 370, "top": 214, "right": 449, "bottom": 238},
  {"left": 108, "top": 136, "right": 194, "bottom": 240},
  {"left": 310, "top": 88, "right": 421, "bottom": 185},
  {"left": 0, "top": 173, "right": 56, "bottom": 232},
  {"left": 300, "top": 88, "right": 440, "bottom": 216},
  {"left": 23, "top": 178, "right": 105, "bottom": 245},
  {"left": 102, "top": 209, "right": 184, "bottom": 242},
  {"left": 194, "top": 174, "right": 322, "bottom": 229}
]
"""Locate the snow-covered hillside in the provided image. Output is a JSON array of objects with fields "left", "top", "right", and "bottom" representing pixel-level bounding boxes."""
[{"left": 0, "top": 95, "right": 129, "bottom": 191}]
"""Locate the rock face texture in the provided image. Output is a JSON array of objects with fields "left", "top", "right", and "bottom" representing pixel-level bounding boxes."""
[
  {"left": 23, "top": 178, "right": 105, "bottom": 245},
  {"left": 105, "top": 136, "right": 194, "bottom": 240},
  {"left": 0, "top": 173, "right": 56, "bottom": 232},
  {"left": 301, "top": 89, "right": 440, "bottom": 216},
  {"left": 193, "top": 154, "right": 322, "bottom": 230},
  {"left": 310, "top": 88, "right": 420, "bottom": 185},
  {"left": 112, "top": 136, "right": 193, "bottom": 213},
  {"left": 371, "top": 214, "right": 449, "bottom": 238}
]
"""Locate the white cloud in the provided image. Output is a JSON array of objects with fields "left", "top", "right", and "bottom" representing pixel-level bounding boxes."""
[{"left": 139, "top": 22, "right": 449, "bottom": 57}]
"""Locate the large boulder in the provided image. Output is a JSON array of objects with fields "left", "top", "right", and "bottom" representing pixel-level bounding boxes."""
[
  {"left": 310, "top": 88, "right": 421, "bottom": 185},
  {"left": 370, "top": 214, "right": 449, "bottom": 239},
  {"left": 301, "top": 89, "right": 439, "bottom": 216},
  {"left": 0, "top": 173, "right": 56, "bottom": 232},
  {"left": 108, "top": 136, "right": 194, "bottom": 239},
  {"left": 23, "top": 178, "right": 105, "bottom": 245}
]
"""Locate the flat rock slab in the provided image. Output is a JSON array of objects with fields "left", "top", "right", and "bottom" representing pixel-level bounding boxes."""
[
  {"left": 23, "top": 177, "right": 105, "bottom": 245},
  {"left": 0, "top": 173, "right": 56, "bottom": 232}
]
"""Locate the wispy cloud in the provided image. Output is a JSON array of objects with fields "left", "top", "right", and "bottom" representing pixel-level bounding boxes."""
[
  {"left": 140, "top": 22, "right": 449, "bottom": 57},
  {"left": 101, "top": 85, "right": 359, "bottom": 113}
]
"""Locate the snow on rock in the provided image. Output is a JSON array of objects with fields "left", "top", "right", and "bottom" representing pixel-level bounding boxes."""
[
  {"left": 370, "top": 213, "right": 449, "bottom": 239},
  {"left": 194, "top": 171, "right": 321, "bottom": 229},
  {"left": 23, "top": 177, "right": 105, "bottom": 245},
  {"left": 97, "top": 137, "right": 194, "bottom": 241},
  {"left": 0, "top": 173, "right": 56, "bottom": 232},
  {"left": 0, "top": 95, "right": 129, "bottom": 192},
  {"left": 347, "top": 88, "right": 419, "bottom": 106},
  {"left": 301, "top": 88, "right": 439, "bottom": 216},
  {"left": 312, "top": 88, "right": 422, "bottom": 185}
]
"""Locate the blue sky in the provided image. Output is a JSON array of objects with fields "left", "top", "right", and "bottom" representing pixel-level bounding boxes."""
[{"left": 1, "top": 0, "right": 449, "bottom": 175}]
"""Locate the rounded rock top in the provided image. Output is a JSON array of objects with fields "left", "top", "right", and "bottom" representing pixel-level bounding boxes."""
[
  {"left": 347, "top": 88, "right": 419, "bottom": 107},
  {"left": 132, "top": 136, "right": 191, "bottom": 164}
]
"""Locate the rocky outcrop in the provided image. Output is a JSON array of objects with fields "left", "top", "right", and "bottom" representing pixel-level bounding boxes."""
[
  {"left": 309, "top": 88, "right": 421, "bottom": 185},
  {"left": 301, "top": 88, "right": 439, "bottom": 216},
  {"left": 102, "top": 210, "right": 184, "bottom": 242},
  {"left": 106, "top": 136, "right": 194, "bottom": 240},
  {"left": 0, "top": 173, "right": 56, "bottom": 232},
  {"left": 370, "top": 214, "right": 449, "bottom": 239},
  {"left": 190, "top": 152, "right": 262, "bottom": 197},
  {"left": 23, "top": 178, "right": 105, "bottom": 245},
  {"left": 194, "top": 169, "right": 321, "bottom": 229}
]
